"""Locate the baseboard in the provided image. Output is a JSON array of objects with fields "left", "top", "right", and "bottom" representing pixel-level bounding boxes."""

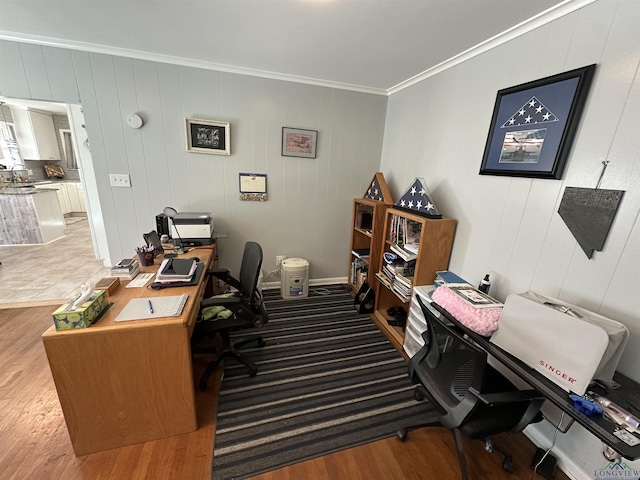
[{"left": 262, "top": 277, "right": 348, "bottom": 291}]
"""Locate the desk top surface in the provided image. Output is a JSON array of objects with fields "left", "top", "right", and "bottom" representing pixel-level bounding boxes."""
[
  {"left": 42, "top": 246, "right": 215, "bottom": 337},
  {"left": 429, "top": 302, "right": 640, "bottom": 460}
]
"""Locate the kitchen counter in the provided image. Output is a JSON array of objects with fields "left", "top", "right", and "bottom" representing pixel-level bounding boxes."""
[
  {"left": 0, "top": 188, "right": 65, "bottom": 244},
  {"left": 0, "top": 186, "right": 58, "bottom": 195}
]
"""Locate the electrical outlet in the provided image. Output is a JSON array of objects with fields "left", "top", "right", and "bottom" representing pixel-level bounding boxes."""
[
  {"left": 276, "top": 255, "right": 287, "bottom": 268},
  {"left": 109, "top": 173, "right": 131, "bottom": 188}
]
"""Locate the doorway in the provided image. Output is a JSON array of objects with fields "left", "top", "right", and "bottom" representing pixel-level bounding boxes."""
[{"left": 0, "top": 96, "right": 108, "bottom": 265}]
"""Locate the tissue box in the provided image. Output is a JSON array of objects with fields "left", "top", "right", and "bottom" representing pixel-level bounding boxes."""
[{"left": 52, "top": 290, "right": 108, "bottom": 330}]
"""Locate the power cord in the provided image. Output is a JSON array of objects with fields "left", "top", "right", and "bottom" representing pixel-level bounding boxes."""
[
  {"left": 310, "top": 287, "right": 331, "bottom": 296},
  {"left": 532, "top": 411, "right": 564, "bottom": 479},
  {"left": 262, "top": 267, "right": 281, "bottom": 282}
]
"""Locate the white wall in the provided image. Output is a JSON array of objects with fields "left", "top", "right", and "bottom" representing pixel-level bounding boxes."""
[
  {"left": 381, "top": 0, "right": 639, "bottom": 477},
  {"left": 0, "top": 41, "right": 387, "bottom": 277}
]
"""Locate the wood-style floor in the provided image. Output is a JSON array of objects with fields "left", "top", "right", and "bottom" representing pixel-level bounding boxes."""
[{"left": 0, "top": 304, "right": 568, "bottom": 480}]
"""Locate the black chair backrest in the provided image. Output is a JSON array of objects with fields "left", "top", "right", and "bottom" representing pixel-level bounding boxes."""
[
  {"left": 238, "top": 241, "right": 263, "bottom": 313},
  {"left": 413, "top": 296, "right": 486, "bottom": 427}
]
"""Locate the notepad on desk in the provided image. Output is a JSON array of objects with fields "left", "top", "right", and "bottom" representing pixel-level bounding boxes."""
[{"left": 115, "top": 294, "right": 189, "bottom": 322}]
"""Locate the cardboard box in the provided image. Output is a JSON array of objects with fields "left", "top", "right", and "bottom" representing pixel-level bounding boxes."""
[{"left": 52, "top": 290, "right": 108, "bottom": 330}]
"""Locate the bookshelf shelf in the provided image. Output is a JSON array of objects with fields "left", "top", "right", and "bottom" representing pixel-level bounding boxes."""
[{"left": 372, "top": 207, "right": 456, "bottom": 351}]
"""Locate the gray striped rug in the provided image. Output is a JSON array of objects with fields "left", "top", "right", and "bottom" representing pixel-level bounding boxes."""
[{"left": 211, "top": 284, "right": 438, "bottom": 480}]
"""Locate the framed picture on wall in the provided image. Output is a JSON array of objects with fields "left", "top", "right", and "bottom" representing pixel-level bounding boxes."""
[
  {"left": 479, "top": 64, "right": 596, "bottom": 179},
  {"left": 186, "top": 118, "right": 230, "bottom": 155},
  {"left": 281, "top": 127, "right": 317, "bottom": 158}
]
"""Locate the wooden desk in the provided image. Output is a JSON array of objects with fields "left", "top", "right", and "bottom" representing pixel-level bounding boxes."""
[
  {"left": 41, "top": 246, "right": 215, "bottom": 456},
  {"left": 427, "top": 302, "right": 640, "bottom": 460}
]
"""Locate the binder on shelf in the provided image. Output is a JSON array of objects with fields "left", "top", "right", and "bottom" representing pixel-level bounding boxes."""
[
  {"left": 115, "top": 294, "right": 189, "bottom": 322},
  {"left": 351, "top": 248, "right": 370, "bottom": 258}
]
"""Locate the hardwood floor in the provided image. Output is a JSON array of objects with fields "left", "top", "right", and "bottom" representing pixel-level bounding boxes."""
[{"left": 0, "top": 305, "right": 568, "bottom": 480}]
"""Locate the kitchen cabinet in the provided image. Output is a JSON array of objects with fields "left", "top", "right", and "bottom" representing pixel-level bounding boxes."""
[
  {"left": 76, "top": 182, "right": 87, "bottom": 212},
  {"left": 11, "top": 109, "right": 61, "bottom": 161},
  {"left": 0, "top": 189, "right": 64, "bottom": 244},
  {"left": 35, "top": 183, "right": 70, "bottom": 214},
  {"left": 65, "top": 182, "right": 86, "bottom": 213}
]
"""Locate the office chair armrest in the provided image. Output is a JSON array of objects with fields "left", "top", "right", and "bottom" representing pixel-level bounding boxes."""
[
  {"left": 471, "top": 388, "right": 545, "bottom": 432},
  {"left": 471, "top": 388, "right": 544, "bottom": 407},
  {"left": 205, "top": 268, "right": 242, "bottom": 291},
  {"left": 200, "top": 296, "right": 241, "bottom": 308},
  {"left": 206, "top": 268, "right": 230, "bottom": 280}
]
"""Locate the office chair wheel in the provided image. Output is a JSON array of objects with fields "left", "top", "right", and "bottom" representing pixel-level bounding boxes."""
[
  {"left": 414, "top": 389, "right": 425, "bottom": 401},
  {"left": 397, "top": 429, "right": 408, "bottom": 441},
  {"left": 502, "top": 458, "right": 514, "bottom": 473}
]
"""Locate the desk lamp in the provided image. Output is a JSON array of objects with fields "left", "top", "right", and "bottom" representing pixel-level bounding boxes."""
[{"left": 163, "top": 207, "right": 186, "bottom": 254}]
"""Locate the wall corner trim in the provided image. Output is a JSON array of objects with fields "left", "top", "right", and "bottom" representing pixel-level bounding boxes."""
[{"left": 387, "top": 0, "right": 596, "bottom": 95}]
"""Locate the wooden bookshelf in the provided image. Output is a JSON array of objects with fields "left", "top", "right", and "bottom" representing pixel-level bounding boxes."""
[
  {"left": 372, "top": 207, "right": 456, "bottom": 351},
  {"left": 347, "top": 173, "right": 393, "bottom": 295}
]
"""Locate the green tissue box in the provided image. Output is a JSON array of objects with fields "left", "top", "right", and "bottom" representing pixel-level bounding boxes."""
[{"left": 52, "top": 290, "right": 108, "bottom": 330}]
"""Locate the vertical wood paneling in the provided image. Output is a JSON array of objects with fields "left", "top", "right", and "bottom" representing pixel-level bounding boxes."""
[
  {"left": 92, "top": 54, "right": 139, "bottom": 255},
  {"left": 17, "top": 43, "right": 53, "bottom": 101},
  {"left": 380, "top": 0, "right": 640, "bottom": 475},
  {"left": 174, "top": 66, "right": 206, "bottom": 209},
  {"left": 0, "top": 40, "right": 31, "bottom": 98},
  {"left": 71, "top": 50, "right": 125, "bottom": 263},
  {"left": 41, "top": 46, "right": 80, "bottom": 104}
]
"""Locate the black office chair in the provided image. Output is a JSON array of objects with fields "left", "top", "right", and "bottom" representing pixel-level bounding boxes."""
[
  {"left": 191, "top": 241, "right": 268, "bottom": 391},
  {"left": 397, "top": 296, "right": 544, "bottom": 480}
]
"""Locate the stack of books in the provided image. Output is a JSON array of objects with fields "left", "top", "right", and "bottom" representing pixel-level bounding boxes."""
[
  {"left": 435, "top": 270, "right": 470, "bottom": 286},
  {"left": 110, "top": 258, "right": 140, "bottom": 280},
  {"left": 393, "top": 272, "right": 414, "bottom": 302},
  {"left": 377, "top": 257, "right": 416, "bottom": 295},
  {"left": 390, "top": 243, "right": 417, "bottom": 261},
  {"left": 351, "top": 257, "right": 368, "bottom": 288}
]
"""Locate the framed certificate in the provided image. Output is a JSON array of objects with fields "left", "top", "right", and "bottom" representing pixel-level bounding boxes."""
[{"left": 239, "top": 173, "right": 267, "bottom": 201}]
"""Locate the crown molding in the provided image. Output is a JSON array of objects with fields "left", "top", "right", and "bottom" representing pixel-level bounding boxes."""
[
  {"left": 387, "top": 0, "right": 596, "bottom": 95},
  {"left": 0, "top": 30, "right": 388, "bottom": 96},
  {"left": 0, "top": 0, "right": 595, "bottom": 98}
]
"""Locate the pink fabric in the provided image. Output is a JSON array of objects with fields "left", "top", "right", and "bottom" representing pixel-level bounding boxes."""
[{"left": 431, "top": 286, "right": 502, "bottom": 336}]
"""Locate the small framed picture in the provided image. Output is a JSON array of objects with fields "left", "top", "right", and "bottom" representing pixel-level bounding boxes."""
[
  {"left": 186, "top": 118, "right": 230, "bottom": 155},
  {"left": 239, "top": 173, "right": 268, "bottom": 201},
  {"left": 282, "top": 127, "right": 317, "bottom": 158}
]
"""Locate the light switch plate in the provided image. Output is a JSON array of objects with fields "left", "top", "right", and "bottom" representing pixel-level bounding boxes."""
[{"left": 110, "top": 173, "right": 131, "bottom": 187}]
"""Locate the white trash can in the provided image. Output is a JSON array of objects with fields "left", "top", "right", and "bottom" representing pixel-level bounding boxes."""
[{"left": 281, "top": 258, "right": 309, "bottom": 299}]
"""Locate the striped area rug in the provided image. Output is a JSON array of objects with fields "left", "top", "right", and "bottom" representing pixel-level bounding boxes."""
[{"left": 211, "top": 284, "right": 438, "bottom": 480}]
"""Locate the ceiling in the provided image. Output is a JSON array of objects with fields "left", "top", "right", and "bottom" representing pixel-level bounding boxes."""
[{"left": 0, "top": 0, "right": 589, "bottom": 95}]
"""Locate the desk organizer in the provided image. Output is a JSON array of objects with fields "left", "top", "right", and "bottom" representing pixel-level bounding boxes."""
[{"left": 52, "top": 290, "right": 108, "bottom": 330}]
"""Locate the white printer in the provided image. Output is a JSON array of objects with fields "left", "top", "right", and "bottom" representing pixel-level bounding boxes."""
[{"left": 170, "top": 212, "right": 215, "bottom": 246}]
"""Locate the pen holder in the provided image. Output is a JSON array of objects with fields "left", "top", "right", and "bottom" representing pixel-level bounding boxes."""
[{"left": 137, "top": 249, "right": 155, "bottom": 266}]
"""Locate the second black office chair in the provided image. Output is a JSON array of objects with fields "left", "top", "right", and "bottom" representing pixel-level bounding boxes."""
[
  {"left": 398, "top": 296, "right": 545, "bottom": 480},
  {"left": 191, "top": 241, "right": 268, "bottom": 391}
]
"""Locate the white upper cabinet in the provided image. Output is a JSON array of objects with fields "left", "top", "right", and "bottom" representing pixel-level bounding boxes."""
[{"left": 11, "top": 108, "right": 61, "bottom": 161}]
